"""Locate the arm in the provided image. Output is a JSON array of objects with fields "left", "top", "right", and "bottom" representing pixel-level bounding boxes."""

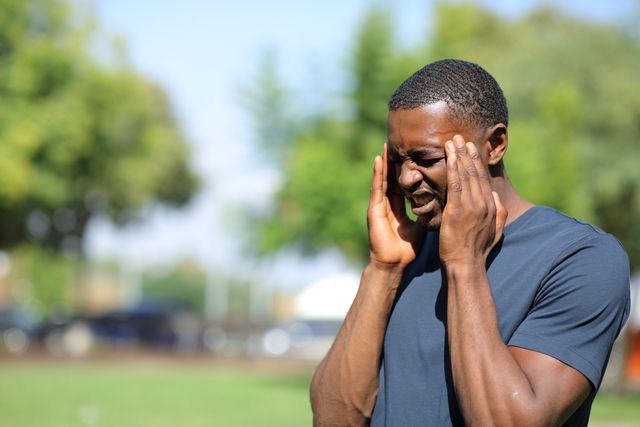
[
  {"left": 440, "top": 137, "right": 590, "bottom": 426},
  {"left": 310, "top": 146, "right": 425, "bottom": 426},
  {"left": 310, "top": 264, "right": 402, "bottom": 426}
]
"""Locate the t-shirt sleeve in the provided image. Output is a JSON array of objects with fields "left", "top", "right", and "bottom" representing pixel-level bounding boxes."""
[{"left": 507, "top": 232, "right": 631, "bottom": 388}]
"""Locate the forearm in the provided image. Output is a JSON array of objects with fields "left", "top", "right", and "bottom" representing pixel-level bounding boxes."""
[
  {"left": 310, "top": 263, "right": 402, "bottom": 426},
  {"left": 446, "top": 263, "right": 543, "bottom": 426}
]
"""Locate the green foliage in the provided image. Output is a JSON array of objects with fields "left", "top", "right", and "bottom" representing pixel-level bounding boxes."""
[
  {"left": 240, "top": 50, "right": 297, "bottom": 164},
  {"left": 250, "top": 2, "right": 640, "bottom": 268},
  {"left": 261, "top": 122, "right": 373, "bottom": 259},
  {"left": 0, "top": 0, "right": 198, "bottom": 252},
  {"left": 8, "top": 244, "right": 78, "bottom": 315},
  {"left": 257, "top": 8, "right": 419, "bottom": 261},
  {"left": 142, "top": 261, "right": 206, "bottom": 315},
  {"left": 351, "top": 8, "right": 396, "bottom": 132}
]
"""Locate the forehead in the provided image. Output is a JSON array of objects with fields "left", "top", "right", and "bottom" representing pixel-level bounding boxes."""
[{"left": 387, "top": 102, "right": 467, "bottom": 151}]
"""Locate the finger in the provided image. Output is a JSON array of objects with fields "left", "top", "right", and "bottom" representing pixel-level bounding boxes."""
[
  {"left": 467, "top": 141, "right": 492, "bottom": 196},
  {"left": 445, "top": 141, "right": 462, "bottom": 206},
  {"left": 492, "top": 191, "right": 508, "bottom": 243},
  {"left": 382, "top": 144, "right": 389, "bottom": 196},
  {"left": 370, "top": 154, "right": 384, "bottom": 205},
  {"left": 453, "top": 136, "right": 481, "bottom": 201}
]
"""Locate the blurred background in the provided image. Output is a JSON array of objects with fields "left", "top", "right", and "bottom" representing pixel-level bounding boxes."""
[{"left": 0, "top": 0, "right": 639, "bottom": 426}]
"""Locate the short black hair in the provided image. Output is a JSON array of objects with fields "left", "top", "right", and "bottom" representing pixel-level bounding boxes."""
[{"left": 389, "top": 59, "right": 508, "bottom": 130}]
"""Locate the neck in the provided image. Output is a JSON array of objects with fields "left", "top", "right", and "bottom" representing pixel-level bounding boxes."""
[{"left": 490, "top": 169, "right": 535, "bottom": 226}]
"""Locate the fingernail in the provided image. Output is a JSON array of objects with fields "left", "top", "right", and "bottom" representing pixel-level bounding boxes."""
[
  {"left": 446, "top": 141, "right": 454, "bottom": 152},
  {"left": 466, "top": 142, "right": 476, "bottom": 152},
  {"left": 454, "top": 136, "right": 464, "bottom": 148}
]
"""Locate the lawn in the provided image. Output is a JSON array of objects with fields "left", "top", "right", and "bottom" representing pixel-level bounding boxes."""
[
  {"left": 0, "top": 361, "right": 313, "bottom": 427},
  {"left": 591, "top": 392, "right": 640, "bottom": 422},
  {"left": 1, "top": 361, "right": 639, "bottom": 427}
]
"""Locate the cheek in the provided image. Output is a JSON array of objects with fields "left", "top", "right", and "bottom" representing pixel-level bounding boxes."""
[{"left": 419, "top": 164, "right": 448, "bottom": 195}]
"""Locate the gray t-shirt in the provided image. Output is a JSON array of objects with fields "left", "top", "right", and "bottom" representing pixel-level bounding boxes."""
[{"left": 370, "top": 206, "right": 630, "bottom": 426}]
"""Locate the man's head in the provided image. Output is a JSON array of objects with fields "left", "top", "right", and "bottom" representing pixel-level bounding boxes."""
[
  {"left": 386, "top": 59, "right": 509, "bottom": 230},
  {"left": 389, "top": 59, "right": 508, "bottom": 132}
]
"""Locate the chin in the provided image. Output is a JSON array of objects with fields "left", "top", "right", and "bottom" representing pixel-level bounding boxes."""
[
  {"left": 426, "top": 220, "right": 441, "bottom": 231},
  {"left": 418, "top": 214, "right": 441, "bottom": 231}
]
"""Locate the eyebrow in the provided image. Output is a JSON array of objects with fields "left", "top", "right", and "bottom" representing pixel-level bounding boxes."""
[
  {"left": 410, "top": 147, "right": 445, "bottom": 156},
  {"left": 399, "top": 146, "right": 446, "bottom": 159}
]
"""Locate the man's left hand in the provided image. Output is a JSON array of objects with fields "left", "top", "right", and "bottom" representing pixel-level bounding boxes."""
[{"left": 439, "top": 135, "right": 507, "bottom": 267}]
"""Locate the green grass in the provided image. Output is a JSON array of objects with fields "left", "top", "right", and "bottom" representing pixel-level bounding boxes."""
[
  {"left": 591, "top": 392, "right": 640, "bottom": 421},
  {"left": 0, "top": 363, "right": 312, "bottom": 427},
  {"left": 1, "top": 362, "right": 639, "bottom": 426}
]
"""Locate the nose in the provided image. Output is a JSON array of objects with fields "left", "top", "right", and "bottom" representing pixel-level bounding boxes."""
[{"left": 397, "top": 161, "right": 422, "bottom": 190}]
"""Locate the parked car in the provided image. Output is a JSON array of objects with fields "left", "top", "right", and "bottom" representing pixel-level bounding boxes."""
[{"left": 38, "top": 300, "right": 202, "bottom": 356}]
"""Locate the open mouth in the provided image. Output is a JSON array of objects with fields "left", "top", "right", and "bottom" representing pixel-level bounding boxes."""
[{"left": 410, "top": 196, "right": 436, "bottom": 216}]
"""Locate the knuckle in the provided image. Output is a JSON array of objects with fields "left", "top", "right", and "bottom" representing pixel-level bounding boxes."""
[
  {"left": 466, "top": 166, "right": 478, "bottom": 176},
  {"left": 449, "top": 181, "right": 462, "bottom": 192}
]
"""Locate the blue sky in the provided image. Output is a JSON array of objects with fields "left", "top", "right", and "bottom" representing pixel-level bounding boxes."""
[{"left": 85, "top": 0, "right": 636, "bottom": 288}]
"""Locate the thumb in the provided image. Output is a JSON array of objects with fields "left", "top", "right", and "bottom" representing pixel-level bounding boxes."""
[{"left": 492, "top": 191, "right": 508, "bottom": 244}]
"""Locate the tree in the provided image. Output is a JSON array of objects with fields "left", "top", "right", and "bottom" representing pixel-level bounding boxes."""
[
  {"left": 241, "top": 50, "right": 297, "bottom": 165},
  {"left": 257, "top": 8, "right": 421, "bottom": 261},
  {"left": 142, "top": 260, "right": 206, "bottom": 315},
  {"left": 250, "top": 2, "right": 640, "bottom": 269},
  {"left": 0, "top": 0, "right": 198, "bottom": 253}
]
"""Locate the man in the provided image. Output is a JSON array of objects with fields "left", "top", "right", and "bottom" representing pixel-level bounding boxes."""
[{"left": 310, "top": 59, "right": 630, "bottom": 426}]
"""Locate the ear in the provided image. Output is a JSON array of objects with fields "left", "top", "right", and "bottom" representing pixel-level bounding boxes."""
[{"left": 484, "top": 124, "right": 508, "bottom": 166}]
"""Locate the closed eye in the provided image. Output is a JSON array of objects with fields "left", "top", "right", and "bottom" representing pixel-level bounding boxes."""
[{"left": 414, "top": 156, "right": 444, "bottom": 167}]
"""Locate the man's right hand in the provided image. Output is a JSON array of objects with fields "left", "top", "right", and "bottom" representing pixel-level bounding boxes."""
[{"left": 367, "top": 144, "right": 427, "bottom": 272}]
